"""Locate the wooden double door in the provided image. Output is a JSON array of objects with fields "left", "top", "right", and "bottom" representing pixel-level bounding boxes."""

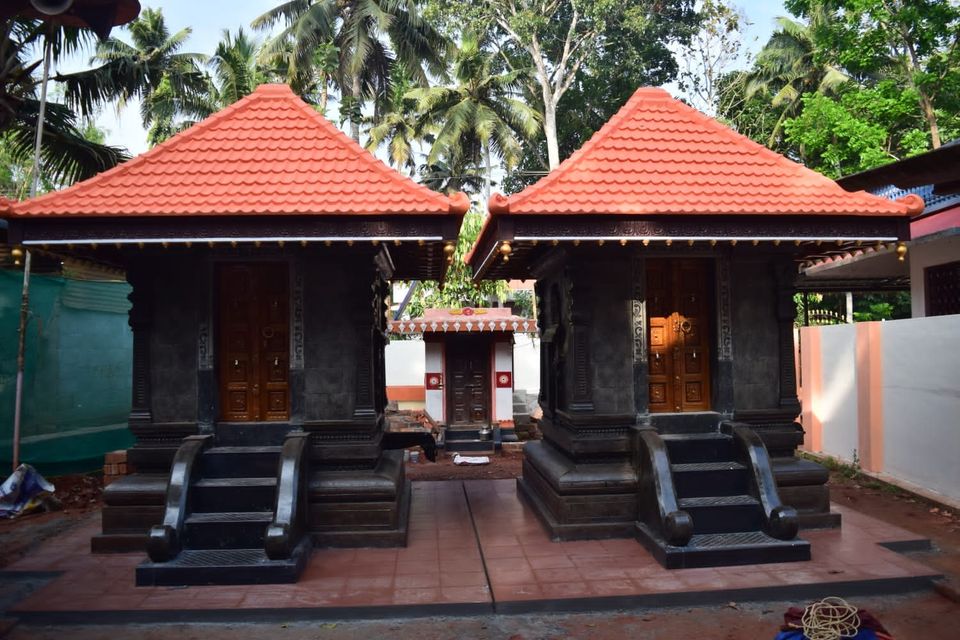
[
  {"left": 218, "top": 263, "right": 290, "bottom": 422},
  {"left": 446, "top": 336, "right": 490, "bottom": 426},
  {"left": 647, "top": 259, "right": 712, "bottom": 413}
]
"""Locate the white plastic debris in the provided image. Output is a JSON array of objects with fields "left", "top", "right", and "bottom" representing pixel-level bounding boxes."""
[
  {"left": 453, "top": 454, "right": 490, "bottom": 466},
  {"left": 0, "top": 464, "right": 55, "bottom": 518}
]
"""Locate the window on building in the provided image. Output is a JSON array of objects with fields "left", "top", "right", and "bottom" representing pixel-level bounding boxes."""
[{"left": 925, "top": 260, "right": 960, "bottom": 316}]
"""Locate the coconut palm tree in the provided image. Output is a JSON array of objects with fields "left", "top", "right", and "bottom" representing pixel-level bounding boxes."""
[
  {"left": 57, "top": 8, "right": 208, "bottom": 145},
  {"left": 253, "top": 0, "right": 450, "bottom": 141},
  {"left": 408, "top": 31, "right": 540, "bottom": 198},
  {"left": 745, "top": 11, "right": 848, "bottom": 146},
  {"left": 208, "top": 28, "right": 267, "bottom": 107},
  {"left": 364, "top": 67, "right": 421, "bottom": 175},
  {"left": 0, "top": 18, "right": 127, "bottom": 188}
]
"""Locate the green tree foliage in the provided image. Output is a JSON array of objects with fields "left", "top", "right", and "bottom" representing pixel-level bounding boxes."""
[
  {"left": 787, "top": 0, "right": 960, "bottom": 149},
  {"left": 0, "top": 19, "right": 128, "bottom": 188},
  {"left": 208, "top": 28, "right": 267, "bottom": 108},
  {"left": 58, "top": 8, "right": 209, "bottom": 146},
  {"left": 427, "top": 0, "right": 698, "bottom": 170},
  {"left": 784, "top": 81, "right": 930, "bottom": 177},
  {"left": 408, "top": 31, "right": 540, "bottom": 197},
  {"left": 405, "top": 209, "right": 508, "bottom": 318},
  {"left": 365, "top": 66, "right": 420, "bottom": 175},
  {"left": 254, "top": 0, "right": 450, "bottom": 142}
]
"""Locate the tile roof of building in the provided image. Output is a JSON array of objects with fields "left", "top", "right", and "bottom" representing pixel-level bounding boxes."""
[
  {"left": 389, "top": 307, "right": 536, "bottom": 334},
  {"left": 10, "top": 84, "right": 469, "bottom": 218},
  {"left": 487, "top": 87, "right": 923, "bottom": 218}
]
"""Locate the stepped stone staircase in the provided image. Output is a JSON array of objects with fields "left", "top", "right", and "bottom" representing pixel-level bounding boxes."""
[
  {"left": 635, "top": 421, "right": 811, "bottom": 569},
  {"left": 443, "top": 426, "right": 495, "bottom": 456},
  {"left": 136, "top": 424, "right": 312, "bottom": 586}
]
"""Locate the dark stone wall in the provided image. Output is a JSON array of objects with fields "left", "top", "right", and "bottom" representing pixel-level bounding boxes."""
[
  {"left": 578, "top": 259, "right": 634, "bottom": 415},
  {"left": 146, "top": 256, "right": 199, "bottom": 423},
  {"left": 301, "top": 256, "right": 363, "bottom": 421},
  {"left": 730, "top": 256, "right": 780, "bottom": 411}
]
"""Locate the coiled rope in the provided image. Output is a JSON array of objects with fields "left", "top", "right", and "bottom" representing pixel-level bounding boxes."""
[{"left": 799, "top": 596, "right": 861, "bottom": 640}]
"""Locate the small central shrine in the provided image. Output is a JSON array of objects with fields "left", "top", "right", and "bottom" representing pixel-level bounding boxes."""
[{"left": 5, "top": 84, "right": 468, "bottom": 585}]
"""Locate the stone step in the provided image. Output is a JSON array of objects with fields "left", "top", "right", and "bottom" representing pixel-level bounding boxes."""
[
  {"left": 214, "top": 422, "right": 291, "bottom": 447},
  {"left": 662, "top": 432, "right": 735, "bottom": 464},
  {"left": 671, "top": 461, "right": 749, "bottom": 498},
  {"left": 136, "top": 538, "right": 312, "bottom": 586},
  {"left": 444, "top": 439, "right": 496, "bottom": 455},
  {"left": 636, "top": 522, "right": 811, "bottom": 569},
  {"left": 183, "top": 511, "right": 273, "bottom": 550},
  {"left": 678, "top": 494, "right": 763, "bottom": 534},
  {"left": 445, "top": 428, "right": 486, "bottom": 442},
  {"left": 201, "top": 446, "right": 281, "bottom": 479},
  {"left": 192, "top": 477, "right": 276, "bottom": 513}
]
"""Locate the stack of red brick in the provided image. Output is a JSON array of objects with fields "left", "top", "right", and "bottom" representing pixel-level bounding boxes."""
[{"left": 102, "top": 450, "right": 131, "bottom": 486}]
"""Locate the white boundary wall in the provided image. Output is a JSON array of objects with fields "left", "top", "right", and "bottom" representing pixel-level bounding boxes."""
[{"left": 881, "top": 315, "right": 960, "bottom": 500}]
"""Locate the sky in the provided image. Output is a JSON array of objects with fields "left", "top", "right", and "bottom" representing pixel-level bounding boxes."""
[{"left": 56, "top": 1, "right": 790, "bottom": 157}]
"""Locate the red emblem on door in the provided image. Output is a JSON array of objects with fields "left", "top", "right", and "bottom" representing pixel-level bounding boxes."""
[
  {"left": 425, "top": 373, "right": 443, "bottom": 389},
  {"left": 495, "top": 371, "right": 512, "bottom": 388}
]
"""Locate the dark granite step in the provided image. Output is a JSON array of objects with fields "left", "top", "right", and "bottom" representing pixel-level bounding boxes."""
[
  {"left": 183, "top": 511, "right": 272, "bottom": 550},
  {"left": 192, "top": 477, "right": 276, "bottom": 513},
  {"left": 661, "top": 432, "right": 734, "bottom": 464},
  {"left": 679, "top": 494, "right": 764, "bottom": 534},
  {"left": 444, "top": 439, "right": 495, "bottom": 454},
  {"left": 214, "top": 422, "right": 292, "bottom": 447},
  {"left": 671, "top": 461, "right": 749, "bottom": 498},
  {"left": 636, "top": 522, "right": 811, "bottom": 569},
  {"left": 445, "top": 428, "right": 485, "bottom": 441},
  {"left": 202, "top": 446, "right": 281, "bottom": 479},
  {"left": 136, "top": 538, "right": 312, "bottom": 586}
]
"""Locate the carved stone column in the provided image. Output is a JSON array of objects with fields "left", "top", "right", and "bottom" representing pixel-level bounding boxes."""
[
  {"left": 775, "top": 261, "right": 801, "bottom": 417},
  {"left": 127, "top": 266, "right": 153, "bottom": 426},
  {"left": 714, "top": 255, "right": 735, "bottom": 416},
  {"left": 289, "top": 262, "right": 305, "bottom": 425},
  {"left": 566, "top": 270, "right": 594, "bottom": 414},
  {"left": 352, "top": 272, "right": 378, "bottom": 421},
  {"left": 196, "top": 261, "right": 215, "bottom": 433},
  {"left": 632, "top": 254, "right": 649, "bottom": 418}
]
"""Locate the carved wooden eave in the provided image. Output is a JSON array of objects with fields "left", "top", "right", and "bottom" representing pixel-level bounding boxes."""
[
  {"left": 7, "top": 214, "right": 463, "bottom": 281},
  {"left": 467, "top": 213, "right": 912, "bottom": 281}
]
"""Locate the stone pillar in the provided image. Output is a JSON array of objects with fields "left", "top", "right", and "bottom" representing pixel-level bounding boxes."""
[{"left": 127, "top": 266, "right": 153, "bottom": 426}]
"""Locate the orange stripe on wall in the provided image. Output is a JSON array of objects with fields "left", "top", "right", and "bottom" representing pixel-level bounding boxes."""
[
  {"left": 855, "top": 322, "right": 884, "bottom": 473},
  {"left": 387, "top": 385, "right": 426, "bottom": 402},
  {"left": 799, "top": 326, "right": 822, "bottom": 452}
]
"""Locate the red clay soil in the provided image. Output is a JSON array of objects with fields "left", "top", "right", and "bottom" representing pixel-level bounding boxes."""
[{"left": 405, "top": 450, "right": 524, "bottom": 481}]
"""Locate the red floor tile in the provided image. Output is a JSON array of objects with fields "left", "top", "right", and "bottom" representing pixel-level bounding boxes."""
[{"left": 4, "top": 479, "right": 941, "bottom": 617}]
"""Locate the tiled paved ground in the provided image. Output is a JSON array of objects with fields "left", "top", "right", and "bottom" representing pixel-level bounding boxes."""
[
  {"left": 467, "top": 480, "right": 939, "bottom": 610},
  {"left": 1, "top": 480, "right": 940, "bottom": 620}
]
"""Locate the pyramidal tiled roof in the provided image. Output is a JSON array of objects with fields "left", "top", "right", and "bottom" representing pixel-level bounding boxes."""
[
  {"left": 488, "top": 87, "right": 923, "bottom": 217},
  {"left": 12, "top": 84, "right": 469, "bottom": 218}
]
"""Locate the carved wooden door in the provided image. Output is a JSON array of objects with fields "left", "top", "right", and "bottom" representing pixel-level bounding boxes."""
[
  {"left": 218, "top": 263, "right": 290, "bottom": 422},
  {"left": 446, "top": 337, "right": 490, "bottom": 426},
  {"left": 647, "top": 259, "right": 712, "bottom": 413}
]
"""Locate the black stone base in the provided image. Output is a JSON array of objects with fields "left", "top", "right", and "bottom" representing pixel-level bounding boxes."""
[
  {"left": 517, "top": 476, "right": 634, "bottom": 541},
  {"left": 135, "top": 537, "right": 312, "bottom": 586},
  {"left": 91, "top": 473, "right": 167, "bottom": 554},
  {"left": 309, "top": 479, "right": 411, "bottom": 547},
  {"left": 635, "top": 522, "right": 811, "bottom": 569},
  {"left": 517, "top": 441, "right": 637, "bottom": 540}
]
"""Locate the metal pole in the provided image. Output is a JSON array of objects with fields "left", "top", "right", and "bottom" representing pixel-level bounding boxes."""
[{"left": 12, "top": 38, "right": 52, "bottom": 471}]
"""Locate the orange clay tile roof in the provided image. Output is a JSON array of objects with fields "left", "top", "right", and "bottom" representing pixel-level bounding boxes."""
[
  {"left": 11, "top": 84, "right": 469, "bottom": 218},
  {"left": 487, "top": 87, "right": 923, "bottom": 218}
]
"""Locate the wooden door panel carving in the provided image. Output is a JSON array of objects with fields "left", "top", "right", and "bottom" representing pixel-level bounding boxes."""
[
  {"left": 446, "top": 337, "right": 491, "bottom": 426},
  {"left": 218, "top": 263, "right": 290, "bottom": 422},
  {"left": 646, "top": 259, "right": 712, "bottom": 413}
]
